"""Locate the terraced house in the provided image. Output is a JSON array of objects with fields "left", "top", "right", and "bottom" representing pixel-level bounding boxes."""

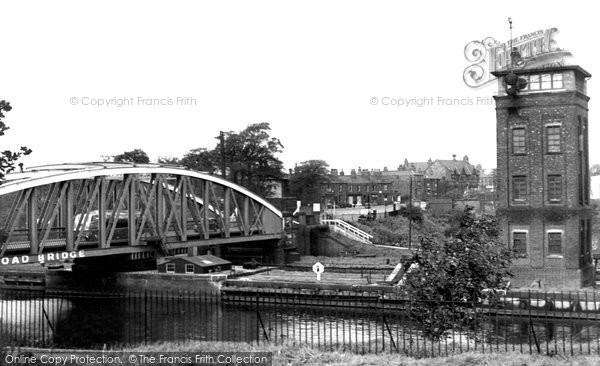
[{"left": 319, "top": 155, "right": 480, "bottom": 207}]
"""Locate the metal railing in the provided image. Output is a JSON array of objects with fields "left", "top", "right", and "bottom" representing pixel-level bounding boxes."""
[
  {"left": 321, "top": 219, "right": 373, "bottom": 244},
  {"left": 2, "top": 288, "right": 600, "bottom": 357}
]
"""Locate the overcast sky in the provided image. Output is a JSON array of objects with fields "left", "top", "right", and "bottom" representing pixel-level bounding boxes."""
[{"left": 1, "top": 0, "right": 597, "bottom": 174}]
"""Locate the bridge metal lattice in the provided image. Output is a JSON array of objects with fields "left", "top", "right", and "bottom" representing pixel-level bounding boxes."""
[{"left": 0, "top": 163, "right": 283, "bottom": 260}]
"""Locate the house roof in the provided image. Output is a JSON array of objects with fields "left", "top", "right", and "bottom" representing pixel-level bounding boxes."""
[
  {"left": 434, "top": 160, "right": 478, "bottom": 175},
  {"left": 380, "top": 170, "right": 424, "bottom": 177},
  {"left": 159, "top": 254, "right": 231, "bottom": 267},
  {"left": 329, "top": 175, "right": 394, "bottom": 184},
  {"left": 407, "top": 162, "right": 431, "bottom": 172}
]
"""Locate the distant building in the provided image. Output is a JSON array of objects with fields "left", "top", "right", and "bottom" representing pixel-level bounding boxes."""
[
  {"left": 424, "top": 155, "right": 479, "bottom": 185},
  {"left": 322, "top": 168, "right": 396, "bottom": 207},
  {"left": 479, "top": 172, "right": 495, "bottom": 192},
  {"left": 317, "top": 155, "right": 480, "bottom": 207},
  {"left": 157, "top": 255, "right": 232, "bottom": 274}
]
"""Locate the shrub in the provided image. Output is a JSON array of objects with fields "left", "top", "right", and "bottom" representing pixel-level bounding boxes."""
[{"left": 403, "top": 207, "right": 513, "bottom": 340}]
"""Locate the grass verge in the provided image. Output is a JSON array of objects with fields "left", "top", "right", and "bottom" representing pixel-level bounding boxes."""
[{"left": 5, "top": 341, "right": 599, "bottom": 366}]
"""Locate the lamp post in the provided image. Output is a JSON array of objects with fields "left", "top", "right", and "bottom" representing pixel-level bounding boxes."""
[
  {"left": 408, "top": 173, "right": 413, "bottom": 250},
  {"left": 384, "top": 197, "right": 388, "bottom": 218},
  {"left": 217, "top": 131, "right": 226, "bottom": 180}
]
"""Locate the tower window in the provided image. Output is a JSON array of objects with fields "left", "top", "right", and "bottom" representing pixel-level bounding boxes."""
[
  {"left": 548, "top": 232, "right": 562, "bottom": 256},
  {"left": 529, "top": 75, "right": 540, "bottom": 90},
  {"left": 546, "top": 126, "right": 561, "bottom": 153},
  {"left": 547, "top": 175, "right": 562, "bottom": 202},
  {"left": 541, "top": 74, "right": 552, "bottom": 89},
  {"left": 512, "top": 231, "right": 527, "bottom": 257},
  {"left": 525, "top": 73, "right": 563, "bottom": 90},
  {"left": 512, "top": 128, "right": 526, "bottom": 154},
  {"left": 512, "top": 176, "right": 527, "bottom": 202},
  {"left": 553, "top": 73, "right": 563, "bottom": 88}
]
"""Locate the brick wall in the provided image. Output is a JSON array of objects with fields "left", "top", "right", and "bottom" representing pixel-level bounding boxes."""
[
  {"left": 510, "top": 266, "right": 587, "bottom": 288},
  {"left": 494, "top": 66, "right": 593, "bottom": 288}
]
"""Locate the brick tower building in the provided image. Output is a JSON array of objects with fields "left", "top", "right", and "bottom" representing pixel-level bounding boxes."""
[{"left": 493, "top": 65, "right": 594, "bottom": 288}]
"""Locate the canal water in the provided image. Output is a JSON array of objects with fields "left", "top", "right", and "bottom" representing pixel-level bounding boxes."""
[{"left": 1, "top": 290, "right": 599, "bottom": 355}]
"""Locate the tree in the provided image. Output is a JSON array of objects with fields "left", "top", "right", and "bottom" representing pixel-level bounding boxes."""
[
  {"left": 288, "top": 160, "right": 330, "bottom": 204},
  {"left": 178, "top": 148, "right": 215, "bottom": 173},
  {"left": 113, "top": 149, "right": 150, "bottom": 164},
  {"left": 162, "top": 123, "right": 284, "bottom": 196},
  {"left": 217, "top": 122, "right": 284, "bottom": 196},
  {"left": 157, "top": 156, "right": 180, "bottom": 165},
  {"left": 0, "top": 100, "right": 32, "bottom": 182},
  {"left": 398, "top": 205, "right": 423, "bottom": 224},
  {"left": 403, "top": 207, "right": 512, "bottom": 340}
]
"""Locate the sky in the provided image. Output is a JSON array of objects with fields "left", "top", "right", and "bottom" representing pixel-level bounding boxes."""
[{"left": 1, "top": 0, "right": 598, "bottom": 175}]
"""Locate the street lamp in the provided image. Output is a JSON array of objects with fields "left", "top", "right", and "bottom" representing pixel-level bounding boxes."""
[
  {"left": 384, "top": 197, "right": 388, "bottom": 218},
  {"left": 332, "top": 200, "right": 336, "bottom": 218}
]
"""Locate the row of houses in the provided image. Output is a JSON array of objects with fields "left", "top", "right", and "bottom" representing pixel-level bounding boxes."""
[{"left": 315, "top": 155, "right": 489, "bottom": 207}]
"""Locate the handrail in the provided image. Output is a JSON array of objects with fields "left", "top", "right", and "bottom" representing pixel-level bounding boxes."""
[{"left": 321, "top": 219, "right": 373, "bottom": 244}]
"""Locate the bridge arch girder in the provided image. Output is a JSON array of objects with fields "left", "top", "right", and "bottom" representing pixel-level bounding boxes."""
[{"left": 0, "top": 163, "right": 283, "bottom": 257}]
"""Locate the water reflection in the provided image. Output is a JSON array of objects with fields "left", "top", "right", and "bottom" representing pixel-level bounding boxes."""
[{"left": 1, "top": 290, "right": 599, "bottom": 354}]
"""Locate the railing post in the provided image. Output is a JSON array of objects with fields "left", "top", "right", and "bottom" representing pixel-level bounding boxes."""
[{"left": 144, "top": 290, "right": 148, "bottom": 345}]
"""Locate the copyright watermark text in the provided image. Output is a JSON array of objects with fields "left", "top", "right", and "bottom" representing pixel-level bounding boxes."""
[
  {"left": 4, "top": 351, "right": 272, "bottom": 365},
  {"left": 369, "top": 96, "right": 494, "bottom": 108},
  {"left": 69, "top": 96, "right": 198, "bottom": 108}
]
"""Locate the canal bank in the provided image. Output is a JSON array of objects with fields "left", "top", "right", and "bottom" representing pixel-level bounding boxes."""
[
  {"left": 0, "top": 264, "right": 274, "bottom": 293},
  {"left": 2, "top": 284, "right": 600, "bottom": 355},
  {"left": 4, "top": 263, "right": 600, "bottom": 317}
]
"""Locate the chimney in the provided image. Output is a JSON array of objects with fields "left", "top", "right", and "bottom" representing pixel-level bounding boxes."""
[
  {"left": 351, "top": 169, "right": 357, "bottom": 178},
  {"left": 340, "top": 170, "right": 345, "bottom": 176},
  {"left": 331, "top": 169, "right": 338, "bottom": 176}
]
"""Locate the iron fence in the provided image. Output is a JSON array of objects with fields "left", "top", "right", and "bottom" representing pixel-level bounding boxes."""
[{"left": 1, "top": 288, "right": 600, "bottom": 357}]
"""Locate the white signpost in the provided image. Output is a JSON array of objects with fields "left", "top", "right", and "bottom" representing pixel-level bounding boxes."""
[{"left": 312, "top": 262, "right": 324, "bottom": 281}]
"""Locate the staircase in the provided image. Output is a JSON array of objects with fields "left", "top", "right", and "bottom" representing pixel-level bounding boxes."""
[{"left": 321, "top": 219, "right": 373, "bottom": 245}]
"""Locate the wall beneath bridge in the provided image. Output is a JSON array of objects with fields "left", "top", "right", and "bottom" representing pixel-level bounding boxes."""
[{"left": 45, "top": 270, "right": 224, "bottom": 293}]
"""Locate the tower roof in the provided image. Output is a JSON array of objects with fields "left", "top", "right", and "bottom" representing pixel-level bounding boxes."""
[{"left": 492, "top": 65, "right": 591, "bottom": 78}]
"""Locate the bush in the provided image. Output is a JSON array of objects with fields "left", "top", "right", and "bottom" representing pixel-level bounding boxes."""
[
  {"left": 403, "top": 207, "right": 513, "bottom": 340},
  {"left": 398, "top": 206, "right": 424, "bottom": 224}
]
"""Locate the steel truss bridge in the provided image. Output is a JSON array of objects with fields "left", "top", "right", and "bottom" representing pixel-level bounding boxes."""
[{"left": 0, "top": 163, "right": 283, "bottom": 264}]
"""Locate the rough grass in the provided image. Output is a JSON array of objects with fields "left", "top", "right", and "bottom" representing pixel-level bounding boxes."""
[
  {"left": 119, "top": 341, "right": 600, "bottom": 365},
  {"left": 353, "top": 213, "right": 450, "bottom": 247},
  {"left": 8, "top": 341, "right": 598, "bottom": 366}
]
